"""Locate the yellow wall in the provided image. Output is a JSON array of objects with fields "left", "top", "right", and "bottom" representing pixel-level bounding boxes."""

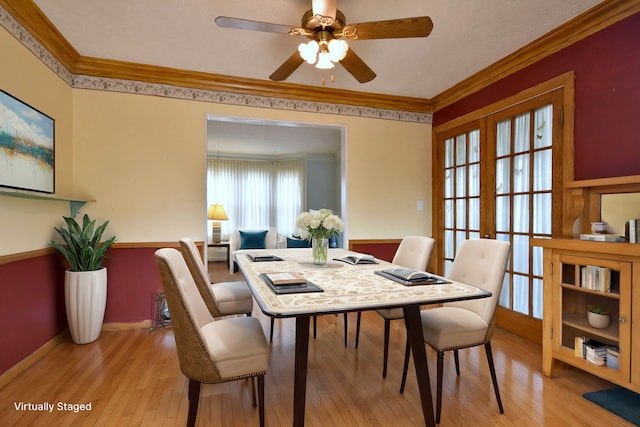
[
  {"left": 0, "top": 27, "right": 74, "bottom": 255},
  {"left": 0, "top": 25, "right": 433, "bottom": 256}
]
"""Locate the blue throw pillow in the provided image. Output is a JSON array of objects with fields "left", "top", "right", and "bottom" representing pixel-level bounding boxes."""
[
  {"left": 239, "top": 230, "right": 268, "bottom": 249},
  {"left": 287, "top": 237, "right": 310, "bottom": 248}
]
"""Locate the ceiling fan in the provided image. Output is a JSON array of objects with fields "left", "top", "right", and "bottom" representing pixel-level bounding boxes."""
[{"left": 215, "top": 0, "right": 433, "bottom": 84}]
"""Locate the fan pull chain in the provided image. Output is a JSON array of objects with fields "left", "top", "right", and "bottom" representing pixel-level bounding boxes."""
[{"left": 320, "top": 74, "right": 336, "bottom": 85}]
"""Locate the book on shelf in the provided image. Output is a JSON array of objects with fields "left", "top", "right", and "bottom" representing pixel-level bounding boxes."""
[
  {"left": 626, "top": 219, "right": 640, "bottom": 243},
  {"left": 579, "top": 233, "right": 625, "bottom": 242},
  {"left": 580, "top": 265, "right": 611, "bottom": 292},
  {"left": 607, "top": 347, "right": 620, "bottom": 370},
  {"left": 581, "top": 338, "right": 609, "bottom": 366},
  {"left": 575, "top": 336, "right": 585, "bottom": 358},
  {"left": 333, "top": 254, "right": 377, "bottom": 265},
  {"left": 375, "top": 268, "right": 450, "bottom": 286}
]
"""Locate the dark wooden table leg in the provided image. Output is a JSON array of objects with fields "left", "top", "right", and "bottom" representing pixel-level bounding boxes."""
[
  {"left": 293, "top": 316, "right": 311, "bottom": 427},
  {"left": 403, "top": 305, "right": 436, "bottom": 427}
]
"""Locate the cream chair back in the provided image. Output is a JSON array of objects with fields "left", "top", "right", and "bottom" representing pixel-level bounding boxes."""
[
  {"left": 179, "top": 238, "right": 222, "bottom": 316},
  {"left": 392, "top": 236, "right": 435, "bottom": 270},
  {"left": 445, "top": 239, "right": 510, "bottom": 326},
  {"left": 155, "top": 248, "right": 220, "bottom": 381}
]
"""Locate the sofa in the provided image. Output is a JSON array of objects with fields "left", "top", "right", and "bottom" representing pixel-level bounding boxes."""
[{"left": 228, "top": 227, "right": 285, "bottom": 273}]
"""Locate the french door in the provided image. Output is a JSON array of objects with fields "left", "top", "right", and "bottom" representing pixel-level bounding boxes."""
[{"left": 435, "top": 88, "right": 565, "bottom": 342}]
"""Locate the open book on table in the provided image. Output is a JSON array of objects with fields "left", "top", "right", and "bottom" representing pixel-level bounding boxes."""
[
  {"left": 333, "top": 254, "right": 378, "bottom": 265},
  {"left": 375, "top": 268, "right": 450, "bottom": 286}
]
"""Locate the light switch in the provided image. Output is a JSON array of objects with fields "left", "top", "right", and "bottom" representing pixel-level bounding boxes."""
[{"left": 417, "top": 200, "right": 424, "bottom": 211}]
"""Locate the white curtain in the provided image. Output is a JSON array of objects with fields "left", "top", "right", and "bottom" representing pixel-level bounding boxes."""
[{"left": 207, "top": 158, "right": 305, "bottom": 240}]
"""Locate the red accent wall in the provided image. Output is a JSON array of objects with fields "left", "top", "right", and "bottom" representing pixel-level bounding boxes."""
[
  {"left": 101, "top": 247, "right": 164, "bottom": 323},
  {"left": 0, "top": 254, "right": 66, "bottom": 375},
  {"left": 0, "top": 247, "right": 163, "bottom": 376},
  {"left": 434, "top": 13, "right": 640, "bottom": 181}
]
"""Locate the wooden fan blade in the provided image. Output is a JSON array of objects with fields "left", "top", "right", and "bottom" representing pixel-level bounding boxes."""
[
  {"left": 215, "top": 16, "right": 294, "bottom": 34},
  {"left": 269, "top": 52, "right": 305, "bottom": 81},
  {"left": 343, "top": 16, "right": 433, "bottom": 40},
  {"left": 340, "top": 49, "right": 376, "bottom": 83}
]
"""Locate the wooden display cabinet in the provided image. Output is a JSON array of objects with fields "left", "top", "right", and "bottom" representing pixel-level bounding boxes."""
[{"left": 533, "top": 238, "right": 640, "bottom": 392}]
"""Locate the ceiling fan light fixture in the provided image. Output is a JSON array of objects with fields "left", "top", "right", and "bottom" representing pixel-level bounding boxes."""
[
  {"left": 315, "top": 51, "right": 335, "bottom": 69},
  {"left": 298, "top": 40, "right": 319, "bottom": 64},
  {"left": 328, "top": 39, "right": 348, "bottom": 62}
]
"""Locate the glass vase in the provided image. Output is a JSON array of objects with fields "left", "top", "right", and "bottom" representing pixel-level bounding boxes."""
[{"left": 312, "top": 237, "right": 329, "bottom": 266}]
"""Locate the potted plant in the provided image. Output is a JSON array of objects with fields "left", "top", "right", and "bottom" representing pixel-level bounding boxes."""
[
  {"left": 586, "top": 304, "right": 610, "bottom": 329},
  {"left": 50, "top": 214, "right": 116, "bottom": 344}
]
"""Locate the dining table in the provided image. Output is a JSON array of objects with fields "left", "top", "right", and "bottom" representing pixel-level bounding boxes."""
[{"left": 235, "top": 248, "right": 491, "bottom": 427}]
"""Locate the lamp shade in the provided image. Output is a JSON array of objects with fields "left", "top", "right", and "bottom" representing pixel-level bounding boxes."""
[{"left": 207, "top": 204, "right": 228, "bottom": 221}]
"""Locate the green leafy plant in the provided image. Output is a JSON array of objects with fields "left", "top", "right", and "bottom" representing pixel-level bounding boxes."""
[
  {"left": 587, "top": 304, "right": 610, "bottom": 315},
  {"left": 50, "top": 214, "right": 116, "bottom": 271}
]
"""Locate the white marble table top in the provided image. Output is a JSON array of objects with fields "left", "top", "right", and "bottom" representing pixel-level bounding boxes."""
[{"left": 236, "top": 248, "right": 491, "bottom": 317}]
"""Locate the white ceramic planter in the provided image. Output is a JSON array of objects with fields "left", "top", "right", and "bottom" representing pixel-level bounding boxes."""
[
  {"left": 587, "top": 310, "right": 610, "bottom": 329},
  {"left": 65, "top": 268, "right": 107, "bottom": 344}
]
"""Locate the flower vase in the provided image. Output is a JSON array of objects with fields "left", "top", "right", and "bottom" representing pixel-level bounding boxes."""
[{"left": 312, "top": 237, "right": 329, "bottom": 266}]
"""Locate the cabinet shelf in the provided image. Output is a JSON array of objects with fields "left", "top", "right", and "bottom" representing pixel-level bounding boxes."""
[
  {"left": 562, "top": 312, "right": 619, "bottom": 342},
  {"left": 0, "top": 189, "right": 93, "bottom": 217},
  {"left": 560, "top": 283, "right": 620, "bottom": 299}
]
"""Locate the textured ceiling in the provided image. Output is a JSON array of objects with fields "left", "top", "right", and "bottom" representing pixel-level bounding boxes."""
[{"left": 33, "top": 0, "right": 603, "bottom": 100}]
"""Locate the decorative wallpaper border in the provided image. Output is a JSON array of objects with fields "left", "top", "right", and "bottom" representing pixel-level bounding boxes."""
[{"left": 0, "top": 5, "right": 432, "bottom": 124}]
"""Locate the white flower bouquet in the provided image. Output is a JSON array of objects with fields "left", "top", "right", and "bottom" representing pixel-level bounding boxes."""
[{"left": 295, "top": 208, "right": 343, "bottom": 240}]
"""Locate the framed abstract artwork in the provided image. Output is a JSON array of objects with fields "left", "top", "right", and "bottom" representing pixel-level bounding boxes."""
[{"left": 0, "top": 89, "right": 54, "bottom": 193}]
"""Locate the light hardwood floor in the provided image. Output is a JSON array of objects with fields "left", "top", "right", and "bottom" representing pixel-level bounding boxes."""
[{"left": 0, "top": 261, "right": 633, "bottom": 426}]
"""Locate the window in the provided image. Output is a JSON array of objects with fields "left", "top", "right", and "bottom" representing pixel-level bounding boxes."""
[{"left": 207, "top": 158, "right": 305, "bottom": 240}]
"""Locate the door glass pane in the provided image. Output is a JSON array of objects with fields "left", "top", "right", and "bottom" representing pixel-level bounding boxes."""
[
  {"left": 445, "top": 230, "right": 454, "bottom": 259},
  {"left": 533, "top": 193, "right": 551, "bottom": 234},
  {"left": 532, "top": 278, "right": 543, "bottom": 319},
  {"left": 496, "top": 158, "right": 510, "bottom": 194},
  {"left": 513, "top": 274, "right": 529, "bottom": 315},
  {"left": 514, "top": 113, "right": 530, "bottom": 153},
  {"left": 456, "top": 199, "right": 466, "bottom": 228},
  {"left": 499, "top": 273, "right": 510, "bottom": 308},
  {"left": 456, "top": 135, "right": 466, "bottom": 165},
  {"left": 456, "top": 167, "right": 466, "bottom": 197},
  {"left": 445, "top": 199, "right": 454, "bottom": 228},
  {"left": 469, "top": 198, "right": 479, "bottom": 230},
  {"left": 534, "top": 105, "right": 553, "bottom": 149},
  {"left": 533, "top": 149, "right": 552, "bottom": 191},
  {"left": 445, "top": 138, "right": 454, "bottom": 167},
  {"left": 469, "top": 164, "right": 480, "bottom": 197},
  {"left": 512, "top": 235, "right": 529, "bottom": 274},
  {"left": 469, "top": 130, "right": 480, "bottom": 163},
  {"left": 444, "top": 170, "right": 453, "bottom": 198},
  {"left": 513, "top": 195, "right": 530, "bottom": 233},
  {"left": 496, "top": 196, "right": 510, "bottom": 232},
  {"left": 513, "top": 154, "right": 530, "bottom": 193},
  {"left": 532, "top": 246, "right": 543, "bottom": 277},
  {"left": 496, "top": 120, "right": 511, "bottom": 156}
]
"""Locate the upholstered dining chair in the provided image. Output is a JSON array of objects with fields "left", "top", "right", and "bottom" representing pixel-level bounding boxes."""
[
  {"left": 179, "top": 238, "right": 253, "bottom": 317},
  {"left": 354, "top": 236, "right": 435, "bottom": 378},
  {"left": 155, "top": 248, "right": 269, "bottom": 427},
  {"left": 400, "top": 238, "right": 510, "bottom": 424}
]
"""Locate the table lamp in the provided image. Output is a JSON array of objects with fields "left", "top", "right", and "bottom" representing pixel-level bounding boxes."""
[{"left": 207, "top": 204, "right": 228, "bottom": 243}]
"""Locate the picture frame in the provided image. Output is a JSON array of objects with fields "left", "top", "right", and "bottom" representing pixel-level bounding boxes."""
[{"left": 0, "top": 89, "right": 54, "bottom": 193}]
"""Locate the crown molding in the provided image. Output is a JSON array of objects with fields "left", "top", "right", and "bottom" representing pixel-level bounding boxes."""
[
  {"left": 2, "top": 1, "right": 635, "bottom": 118},
  {"left": 431, "top": 0, "right": 640, "bottom": 111}
]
